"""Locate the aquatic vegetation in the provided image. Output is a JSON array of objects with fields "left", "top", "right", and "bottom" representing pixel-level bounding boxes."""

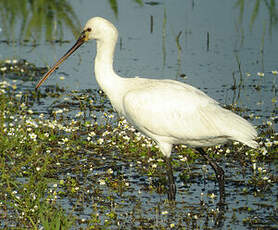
[
  {"left": 272, "top": 70, "right": 278, "bottom": 75},
  {"left": 235, "top": 0, "right": 278, "bottom": 34},
  {"left": 0, "top": 60, "right": 277, "bottom": 228},
  {"left": 0, "top": 0, "right": 80, "bottom": 42},
  {"left": 0, "top": 59, "right": 47, "bottom": 81}
]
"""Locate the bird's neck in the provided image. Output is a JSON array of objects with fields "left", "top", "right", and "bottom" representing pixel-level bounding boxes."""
[
  {"left": 94, "top": 39, "right": 125, "bottom": 113},
  {"left": 94, "top": 39, "right": 120, "bottom": 87},
  {"left": 95, "top": 40, "right": 114, "bottom": 69}
]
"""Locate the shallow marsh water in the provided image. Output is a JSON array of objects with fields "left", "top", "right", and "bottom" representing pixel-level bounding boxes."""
[{"left": 0, "top": 0, "right": 277, "bottom": 229}]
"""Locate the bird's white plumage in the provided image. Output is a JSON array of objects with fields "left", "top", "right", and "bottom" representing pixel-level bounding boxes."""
[
  {"left": 122, "top": 79, "right": 257, "bottom": 153},
  {"left": 83, "top": 17, "right": 258, "bottom": 158}
]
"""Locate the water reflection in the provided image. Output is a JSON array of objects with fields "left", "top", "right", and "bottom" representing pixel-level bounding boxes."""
[
  {"left": 0, "top": 0, "right": 81, "bottom": 43},
  {"left": 0, "top": 0, "right": 145, "bottom": 43},
  {"left": 235, "top": 0, "right": 278, "bottom": 34},
  {"left": 108, "top": 0, "right": 143, "bottom": 18}
]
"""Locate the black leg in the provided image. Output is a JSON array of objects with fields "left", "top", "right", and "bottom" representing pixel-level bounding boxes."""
[
  {"left": 196, "top": 148, "right": 225, "bottom": 205},
  {"left": 165, "top": 157, "right": 176, "bottom": 201}
]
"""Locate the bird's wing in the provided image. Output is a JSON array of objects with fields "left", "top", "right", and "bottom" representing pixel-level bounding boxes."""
[
  {"left": 122, "top": 80, "right": 257, "bottom": 147},
  {"left": 123, "top": 80, "right": 220, "bottom": 138}
]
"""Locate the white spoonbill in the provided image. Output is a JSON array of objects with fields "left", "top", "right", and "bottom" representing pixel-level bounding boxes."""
[{"left": 36, "top": 17, "right": 258, "bottom": 204}]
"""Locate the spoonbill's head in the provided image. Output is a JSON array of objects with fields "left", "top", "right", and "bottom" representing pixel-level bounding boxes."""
[
  {"left": 35, "top": 17, "right": 118, "bottom": 89},
  {"left": 83, "top": 17, "right": 118, "bottom": 42}
]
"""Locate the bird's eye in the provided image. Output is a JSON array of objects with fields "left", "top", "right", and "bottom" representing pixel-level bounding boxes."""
[{"left": 87, "top": 27, "right": 92, "bottom": 32}]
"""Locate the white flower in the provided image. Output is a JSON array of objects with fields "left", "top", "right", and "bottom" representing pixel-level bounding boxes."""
[
  {"left": 265, "top": 141, "right": 272, "bottom": 148},
  {"left": 97, "top": 138, "right": 104, "bottom": 145},
  {"left": 55, "top": 109, "right": 63, "bottom": 114},
  {"left": 260, "top": 147, "right": 268, "bottom": 156},
  {"left": 0, "top": 89, "right": 6, "bottom": 94},
  {"left": 75, "top": 111, "right": 84, "bottom": 117},
  {"left": 123, "top": 135, "right": 130, "bottom": 142},
  {"left": 15, "top": 93, "right": 22, "bottom": 98},
  {"left": 62, "top": 138, "right": 69, "bottom": 143},
  {"left": 263, "top": 176, "right": 268, "bottom": 181},
  {"left": 29, "top": 133, "right": 37, "bottom": 140},
  {"left": 99, "top": 179, "right": 106, "bottom": 185},
  {"left": 89, "top": 131, "right": 96, "bottom": 137},
  {"left": 107, "top": 168, "right": 113, "bottom": 174},
  {"left": 257, "top": 72, "right": 264, "bottom": 77},
  {"left": 209, "top": 193, "right": 216, "bottom": 199},
  {"left": 102, "top": 130, "right": 110, "bottom": 136},
  {"left": 148, "top": 158, "right": 154, "bottom": 163},
  {"left": 180, "top": 156, "right": 188, "bottom": 162}
]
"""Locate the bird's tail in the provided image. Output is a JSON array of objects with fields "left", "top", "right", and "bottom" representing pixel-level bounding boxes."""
[
  {"left": 224, "top": 109, "right": 258, "bottom": 149},
  {"left": 212, "top": 106, "right": 259, "bottom": 149}
]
